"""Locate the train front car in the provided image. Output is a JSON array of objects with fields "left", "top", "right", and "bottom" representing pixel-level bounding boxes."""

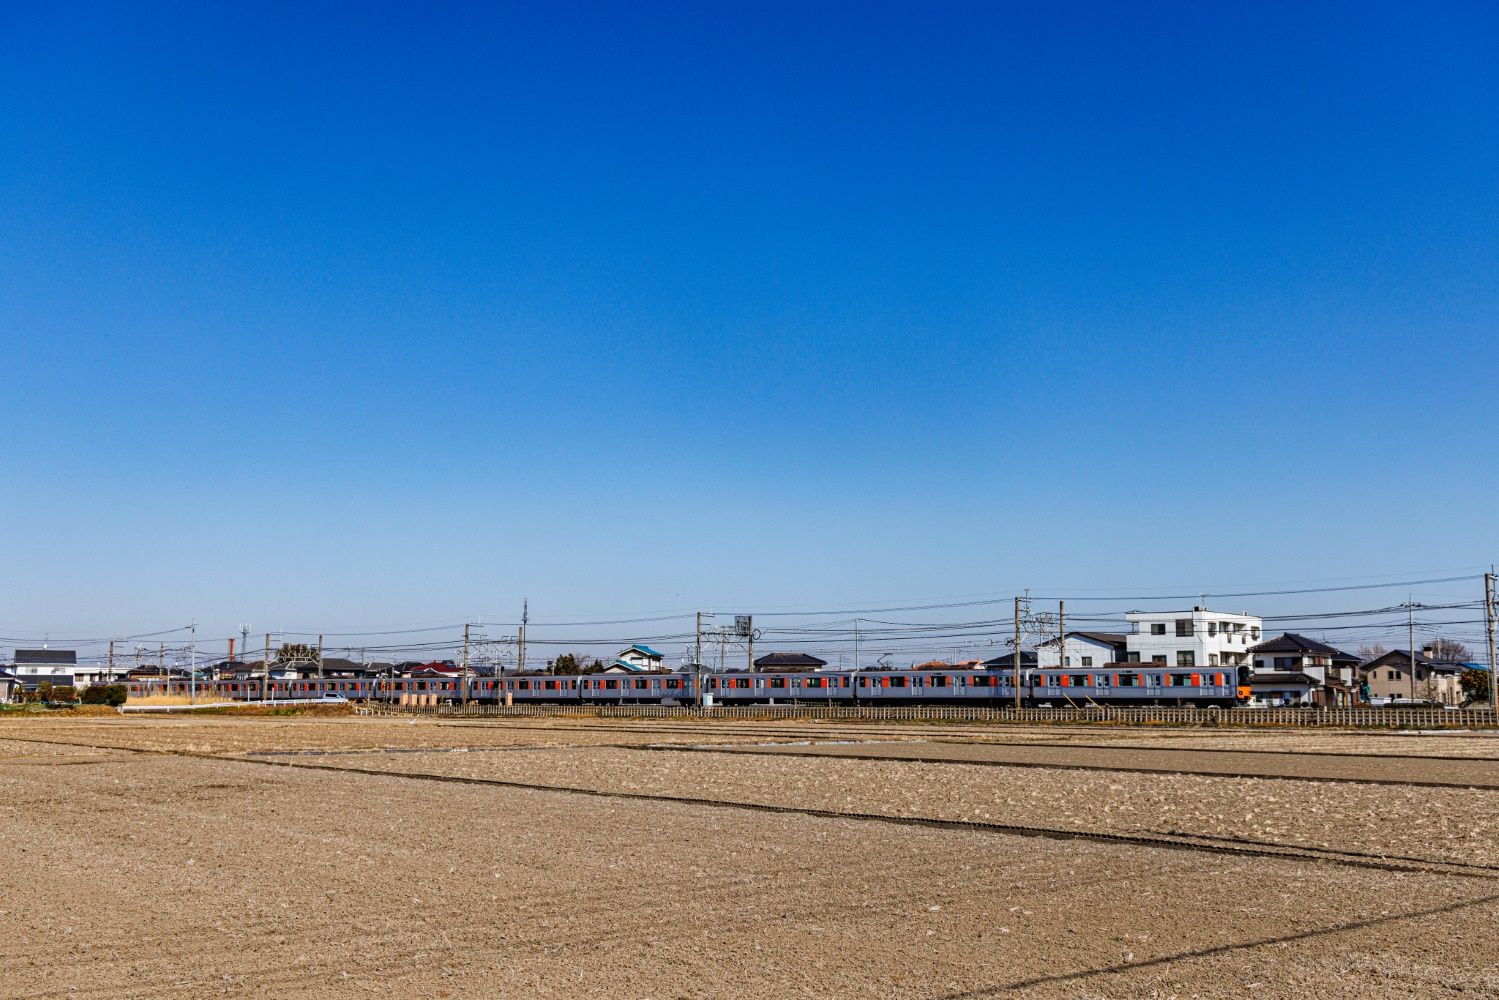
[{"left": 1026, "top": 666, "right": 1238, "bottom": 708}]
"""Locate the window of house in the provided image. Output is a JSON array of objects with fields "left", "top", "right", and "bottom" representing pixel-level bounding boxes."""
[
  {"left": 1207, "top": 621, "right": 1218, "bottom": 636},
  {"left": 1063, "top": 656, "right": 1070, "bottom": 667},
  {"left": 1210, "top": 654, "right": 1220, "bottom": 666},
  {"left": 1081, "top": 656, "right": 1093, "bottom": 667},
  {"left": 1152, "top": 655, "right": 1167, "bottom": 664},
  {"left": 1151, "top": 623, "right": 1166, "bottom": 635},
  {"left": 1177, "top": 651, "right": 1196, "bottom": 667},
  {"left": 1123, "top": 651, "right": 1140, "bottom": 662},
  {"left": 1251, "top": 628, "right": 1260, "bottom": 640},
  {"left": 1175, "top": 620, "right": 1193, "bottom": 637}
]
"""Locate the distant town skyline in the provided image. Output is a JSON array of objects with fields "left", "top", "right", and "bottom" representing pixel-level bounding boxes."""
[{"left": 3, "top": 4, "right": 1496, "bottom": 640}]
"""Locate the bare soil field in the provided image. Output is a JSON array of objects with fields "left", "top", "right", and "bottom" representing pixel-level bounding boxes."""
[{"left": 1, "top": 715, "right": 1496, "bottom": 999}]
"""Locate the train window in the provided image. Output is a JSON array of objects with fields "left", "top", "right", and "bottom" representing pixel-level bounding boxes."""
[
  {"left": 632, "top": 679, "right": 648, "bottom": 690},
  {"left": 972, "top": 674, "right": 991, "bottom": 687},
  {"left": 928, "top": 675, "right": 948, "bottom": 687},
  {"left": 605, "top": 680, "right": 619, "bottom": 690},
  {"left": 1118, "top": 673, "right": 1139, "bottom": 687},
  {"left": 858, "top": 676, "right": 869, "bottom": 686},
  {"left": 665, "top": 679, "right": 680, "bottom": 689},
  {"left": 889, "top": 676, "right": 908, "bottom": 688},
  {"left": 1069, "top": 674, "right": 1089, "bottom": 687},
  {"left": 770, "top": 678, "right": 786, "bottom": 689},
  {"left": 1095, "top": 675, "right": 1110, "bottom": 687}
]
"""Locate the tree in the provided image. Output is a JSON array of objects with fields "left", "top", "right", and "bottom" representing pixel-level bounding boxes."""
[
  {"left": 1356, "top": 643, "right": 1388, "bottom": 662},
  {"left": 1428, "top": 638, "right": 1472, "bottom": 663},
  {"left": 552, "top": 653, "right": 583, "bottom": 676},
  {"left": 1459, "top": 668, "right": 1491, "bottom": 705}
]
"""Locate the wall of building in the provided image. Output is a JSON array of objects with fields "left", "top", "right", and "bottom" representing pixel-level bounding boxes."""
[
  {"left": 1125, "top": 610, "right": 1262, "bottom": 667},
  {"left": 1036, "top": 636, "right": 1122, "bottom": 670}
]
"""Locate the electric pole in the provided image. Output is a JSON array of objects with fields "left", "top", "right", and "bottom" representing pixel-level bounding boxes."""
[
  {"left": 264, "top": 632, "right": 272, "bottom": 703},
  {"left": 461, "top": 623, "right": 471, "bottom": 707},
  {"left": 190, "top": 622, "right": 197, "bottom": 705},
  {"left": 317, "top": 634, "right": 324, "bottom": 693},
  {"left": 518, "top": 598, "right": 528, "bottom": 675},
  {"left": 1485, "top": 571, "right": 1497, "bottom": 710},
  {"left": 695, "top": 611, "right": 704, "bottom": 709},
  {"left": 853, "top": 618, "right": 860, "bottom": 674},
  {"left": 1407, "top": 599, "right": 1416, "bottom": 702},
  {"left": 1058, "top": 600, "right": 1066, "bottom": 670},
  {"left": 1012, "top": 596, "right": 1021, "bottom": 710}
]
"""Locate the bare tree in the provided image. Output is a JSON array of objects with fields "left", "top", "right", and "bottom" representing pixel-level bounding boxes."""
[
  {"left": 1428, "top": 638, "right": 1472, "bottom": 663},
  {"left": 1356, "top": 643, "right": 1388, "bottom": 662}
]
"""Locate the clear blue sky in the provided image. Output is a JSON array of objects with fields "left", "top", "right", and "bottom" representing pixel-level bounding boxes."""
[{"left": 1, "top": 2, "right": 1496, "bottom": 652}]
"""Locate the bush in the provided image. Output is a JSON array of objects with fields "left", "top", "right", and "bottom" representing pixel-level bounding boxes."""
[
  {"left": 80, "top": 684, "right": 128, "bottom": 707},
  {"left": 47, "top": 686, "right": 78, "bottom": 704}
]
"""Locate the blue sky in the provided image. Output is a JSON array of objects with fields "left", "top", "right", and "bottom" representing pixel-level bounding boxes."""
[{"left": 1, "top": 2, "right": 1496, "bottom": 654}]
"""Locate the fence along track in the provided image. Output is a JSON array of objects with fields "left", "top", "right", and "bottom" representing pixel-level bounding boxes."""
[{"left": 356, "top": 702, "right": 1499, "bottom": 729}]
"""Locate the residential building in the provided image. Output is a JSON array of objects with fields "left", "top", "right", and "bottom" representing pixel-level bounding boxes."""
[
  {"left": 1359, "top": 649, "right": 1464, "bottom": 706},
  {"left": 1249, "top": 633, "right": 1359, "bottom": 685},
  {"left": 0, "top": 671, "right": 18, "bottom": 702},
  {"left": 11, "top": 649, "right": 78, "bottom": 686},
  {"left": 613, "top": 644, "right": 666, "bottom": 672},
  {"left": 1036, "top": 632, "right": 1128, "bottom": 670},
  {"left": 753, "top": 652, "right": 829, "bottom": 672},
  {"left": 1246, "top": 672, "right": 1323, "bottom": 707},
  {"left": 1123, "top": 609, "right": 1262, "bottom": 670},
  {"left": 981, "top": 651, "right": 1037, "bottom": 671}
]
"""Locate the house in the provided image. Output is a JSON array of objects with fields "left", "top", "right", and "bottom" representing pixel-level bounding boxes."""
[
  {"left": 1246, "top": 633, "right": 1361, "bottom": 706},
  {"left": 11, "top": 649, "right": 78, "bottom": 687},
  {"left": 1036, "top": 632, "right": 1128, "bottom": 670},
  {"left": 0, "top": 671, "right": 18, "bottom": 702},
  {"left": 1249, "top": 633, "right": 1359, "bottom": 685},
  {"left": 613, "top": 644, "right": 666, "bottom": 672},
  {"left": 1123, "top": 609, "right": 1262, "bottom": 670},
  {"left": 981, "top": 651, "right": 1037, "bottom": 671},
  {"left": 751, "top": 652, "right": 829, "bottom": 672},
  {"left": 1359, "top": 649, "right": 1464, "bottom": 706},
  {"left": 1245, "top": 671, "right": 1324, "bottom": 707}
]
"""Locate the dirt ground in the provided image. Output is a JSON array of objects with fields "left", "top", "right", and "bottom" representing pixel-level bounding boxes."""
[{"left": 1, "top": 715, "right": 1496, "bottom": 999}]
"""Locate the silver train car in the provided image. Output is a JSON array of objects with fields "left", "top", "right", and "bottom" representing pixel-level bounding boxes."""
[{"left": 129, "top": 666, "right": 1240, "bottom": 707}]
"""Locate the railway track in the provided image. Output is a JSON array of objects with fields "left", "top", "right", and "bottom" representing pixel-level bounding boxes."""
[{"left": 5, "top": 732, "right": 1496, "bottom": 883}]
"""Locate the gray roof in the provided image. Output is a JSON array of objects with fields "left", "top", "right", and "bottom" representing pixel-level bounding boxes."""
[
  {"left": 1250, "top": 633, "right": 1354, "bottom": 659},
  {"left": 14, "top": 649, "right": 78, "bottom": 665},
  {"left": 1249, "top": 671, "right": 1321, "bottom": 686},
  {"left": 753, "top": 652, "right": 829, "bottom": 669},
  {"left": 19, "top": 673, "right": 77, "bottom": 687},
  {"left": 1038, "top": 632, "right": 1128, "bottom": 648}
]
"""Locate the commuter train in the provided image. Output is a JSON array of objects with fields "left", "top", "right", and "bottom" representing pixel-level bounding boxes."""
[{"left": 128, "top": 665, "right": 1243, "bottom": 707}]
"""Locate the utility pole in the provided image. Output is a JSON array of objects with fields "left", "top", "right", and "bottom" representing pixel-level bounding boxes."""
[
  {"left": 108, "top": 640, "right": 114, "bottom": 679},
  {"left": 1407, "top": 599, "right": 1416, "bottom": 702},
  {"left": 461, "top": 623, "right": 471, "bottom": 707},
  {"left": 239, "top": 625, "right": 250, "bottom": 665},
  {"left": 518, "top": 598, "right": 528, "bottom": 676},
  {"left": 1013, "top": 597, "right": 1021, "bottom": 710},
  {"left": 264, "top": 632, "right": 272, "bottom": 704},
  {"left": 1485, "top": 571, "right": 1497, "bottom": 711},
  {"left": 695, "top": 611, "right": 704, "bottom": 709},
  {"left": 1058, "top": 600, "right": 1066, "bottom": 669},
  {"left": 853, "top": 618, "right": 860, "bottom": 674},
  {"left": 189, "top": 622, "right": 197, "bottom": 705},
  {"left": 317, "top": 634, "right": 324, "bottom": 694}
]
